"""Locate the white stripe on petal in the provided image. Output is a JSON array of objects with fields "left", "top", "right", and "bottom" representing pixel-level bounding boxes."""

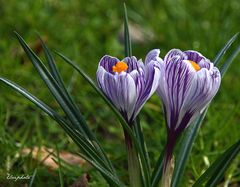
[{"left": 117, "top": 73, "right": 137, "bottom": 120}]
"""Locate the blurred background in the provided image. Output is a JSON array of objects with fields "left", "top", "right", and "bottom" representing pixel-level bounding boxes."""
[{"left": 0, "top": 0, "right": 240, "bottom": 186}]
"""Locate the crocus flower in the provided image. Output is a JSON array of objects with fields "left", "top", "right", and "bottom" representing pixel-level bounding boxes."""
[
  {"left": 158, "top": 49, "right": 221, "bottom": 138},
  {"left": 96, "top": 49, "right": 162, "bottom": 125},
  {"left": 157, "top": 49, "right": 221, "bottom": 179}
]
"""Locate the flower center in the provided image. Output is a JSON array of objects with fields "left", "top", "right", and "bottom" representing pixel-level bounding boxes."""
[
  {"left": 188, "top": 60, "right": 200, "bottom": 71},
  {"left": 112, "top": 61, "right": 128, "bottom": 73}
]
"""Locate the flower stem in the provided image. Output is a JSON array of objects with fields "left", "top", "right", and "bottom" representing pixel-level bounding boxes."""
[
  {"left": 161, "top": 134, "right": 176, "bottom": 187},
  {"left": 124, "top": 130, "right": 142, "bottom": 187},
  {"left": 161, "top": 156, "right": 174, "bottom": 187}
]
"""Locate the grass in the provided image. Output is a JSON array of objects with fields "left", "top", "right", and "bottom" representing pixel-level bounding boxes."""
[{"left": 0, "top": 0, "right": 240, "bottom": 186}]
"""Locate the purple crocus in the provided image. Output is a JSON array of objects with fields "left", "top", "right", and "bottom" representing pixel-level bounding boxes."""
[
  {"left": 97, "top": 49, "right": 162, "bottom": 125},
  {"left": 157, "top": 49, "right": 221, "bottom": 176}
]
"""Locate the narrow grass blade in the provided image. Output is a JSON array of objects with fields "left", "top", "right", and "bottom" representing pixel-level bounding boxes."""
[
  {"left": 0, "top": 77, "right": 68, "bottom": 125},
  {"left": 57, "top": 121, "right": 122, "bottom": 186},
  {"left": 56, "top": 112, "right": 120, "bottom": 184},
  {"left": 13, "top": 32, "right": 117, "bottom": 178},
  {"left": 213, "top": 32, "right": 239, "bottom": 66},
  {"left": 37, "top": 42, "right": 116, "bottom": 175},
  {"left": 220, "top": 43, "right": 240, "bottom": 77},
  {"left": 37, "top": 33, "right": 79, "bottom": 110},
  {"left": 55, "top": 113, "right": 122, "bottom": 186},
  {"left": 29, "top": 168, "right": 37, "bottom": 187},
  {"left": 171, "top": 110, "right": 207, "bottom": 187},
  {"left": 56, "top": 145, "right": 64, "bottom": 187},
  {"left": 37, "top": 33, "right": 65, "bottom": 88},
  {"left": 124, "top": 3, "right": 132, "bottom": 57},
  {"left": 78, "top": 153, "right": 124, "bottom": 187},
  {"left": 193, "top": 139, "right": 240, "bottom": 187},
  {"left": 150, "top": 150, "right": 164, "bottom": 187},
  {"left": 37, "top": 34, "right": 86, "bottom": 133},
  {"left": 133, "top": 118, "right": 151, "bottom": 186},
  {"left": 0, "top": 79, "right": 119, "bottom": 184},
  {"left": 14, "top": 31, "right": 91, "bottom": 137},
  {"left": 0, "top": 78, "right": 101, "bottom": 167}
]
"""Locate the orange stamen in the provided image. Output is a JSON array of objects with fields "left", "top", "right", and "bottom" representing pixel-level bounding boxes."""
[
  {"left": 112, "top": 61, "right": 128, "bottom": 73},
  {"left": 188, "top": 60, "right": 200, "bottom": 71}
]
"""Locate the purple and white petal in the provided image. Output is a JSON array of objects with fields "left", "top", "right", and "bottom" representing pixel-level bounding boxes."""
[
  {"left": 184, "top": 50, "right": 206, "bottom": 63},
  {"left": 99, "top": 55, "right": 120, "bottom": 73},
  {"left": 198, "top": 59, "right": 213, "bottom": 70},
  {"left": 96, "top": 66, "right": 107, "bottom": 91},
  {"left": 157, "top": 56, "right": 196, "bottom": 129},
  {"left": 115, "top": 73, "right": 137, "bottom": 120},
  {"left": 123, "top": 56, "right": 144, "bottom": 73},
  {"left": 133, "top": 61, "right": 161, "bottom": 119},
  {"left": 182, "top": 67, "right": 221, "bottom": 119},
  {"left": 164, "top": 49, "right": 187, "bottom": 63},
  {"left": 97, "top": 68, "right": 137, "bottom": 121},
  {"left": 145, "top": 49, "right": 162, "bottom": 64}
]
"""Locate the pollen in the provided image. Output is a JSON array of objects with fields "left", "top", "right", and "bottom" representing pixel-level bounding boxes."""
[
  {"left": 112, "top": 61, "right": 128, "bottom": 73},
  {"left": 188, "top": 60, "right": 200, "bottom": 71}
]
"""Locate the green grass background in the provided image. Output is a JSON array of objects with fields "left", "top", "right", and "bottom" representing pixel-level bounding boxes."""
[{"left": 0, "top": 0, "right": 240, "bottom": 186}]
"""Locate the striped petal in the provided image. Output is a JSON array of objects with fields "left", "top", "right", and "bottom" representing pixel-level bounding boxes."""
[
  {"left": 164, "top": 49, "right": 187, "bottom": 63},
  {"left": 184, "top": 50, "right": 206, "bottom": 63},
  {"left": 123, "top": 56, "right": 145, "bottom": 74},
  {"left": 134, "top": 61, "right": 161, "bottom": 119},
  {"left": 99, "top": 55, "right": 119, "bottom": 74},
  {"left": 177, "top": 67, "right": 221, "bottom": 130},
  {"left": 184, "top": 50, "right": 213, "bottom": 69},
  {"left": 158, "top": 49, "right": 221, "bottom": 135},
  {"left": 157, "top": 56, "right": 196, "bottom": 130},
  {"left": 116, "top": 73, "right": 138, "bottom": 120},
  {"left": 145, "top": 49, "right": 162, "bottom": 64},
  {"left": 97, "top": 67, "right": 137, "bottom": 121}
]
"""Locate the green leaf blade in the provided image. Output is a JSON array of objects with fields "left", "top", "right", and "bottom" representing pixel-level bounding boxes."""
[
  {"left": 0, "top": 77, "right": 67, "bottom": 125},
  {"left": 0, "top": 77, "right": 122, "bottom": 186},
  {"left": 12, "top": 32, "right": 118, "bottom": 181},
  {"left": 133, "top": 118, "right": 151, "bottom": 187},
  {"left": 193, "top": 139, "right": 240, "bottom": 187},
  {"left": 124, "top": 3, "right": 132, "bottom": 57},
  {"left": 14, "top": 31, "right": 91, "bottom": 137},
  {"left": 213, "top": 32, "right": 239, "bottom": 66},
  {"left": 150, "top": 150, "right": 165, "bottom": 187},
  {"left": 220, "top": 43, "right": 240, "bottom": 77},
  {"left": 37, "top": 33, "right": 65, "bottom": 87}
]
